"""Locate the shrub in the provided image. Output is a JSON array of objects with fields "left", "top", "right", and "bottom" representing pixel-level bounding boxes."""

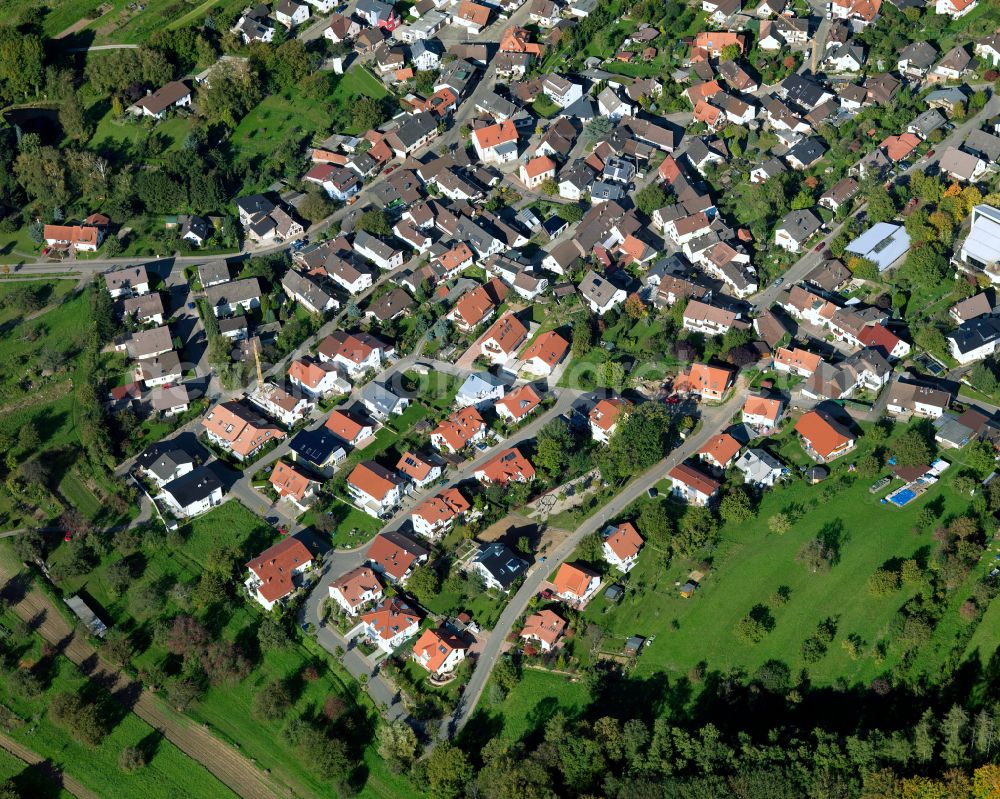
[{"left": 868, "top": 568, "right": 900, "bottom": 597}]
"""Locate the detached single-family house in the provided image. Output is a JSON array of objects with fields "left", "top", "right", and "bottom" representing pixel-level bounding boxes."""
[
  {"left": 668, "top": 462, "right": 721, "bottom": 506},
  {"left": 520, "top": 609, "right": 567, "bottom": 651},
  {"left": 602, "top": 522, "right": 644, "bottom": 573},
  {"left": 269, "top": 460, "right": 319, "bottom": 511},
  {"left": 367, "top": 530, "right": 430, "bottom": 584},
  {"left": 347, "top": 461, "right": 406, "bottom": 517},
  {"left": 412, "top": 627, "right": 468, "bottom": 675},
  {"left": 471, "top": 542, "right": 528, "bottom": 592},
  {"left": 329, "top": 566, "right": 384, "bottom": 616},
  {"left": 474, "top": 447, "right": 535, "bottom": 485},
  {"left": 160, "top": 467, "right": 224, "bottom": 518},
  {"left": 552, "top": 562, "right": 601, "bottom": 604},
  {"left": 357, "top": 598, "right": 421, "bottom": 653},
  {"left": 245, "top": 537, "right": 313, "bottom": 611},
  {"left": 795, "top": 409, "right": 856, "bottom": 461},
  {"left": 411, "top": 488, "right": 470, "bottom": 540}
]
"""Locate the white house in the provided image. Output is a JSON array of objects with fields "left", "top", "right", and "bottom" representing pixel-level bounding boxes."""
[
  {"left": 355, "top": 597, "right": 421, "bottom": 653},
  {"left": 411, "top": 488, "right": 470, "bottom": 540},
  {"left": 328, "top": 566, "right": 384, "bottom": 616},
  {"left": 354, "top": 231, "right": 405, "bottom": 270},
  {"left": 347, "top": 461, "right": 405, "bottom": 517},
  {"left": 274, "top": 0, "right": 310, "bottom": 27},
  {"left": 734, "top": 448, "right": 787, "bottom": 488},
  {"left": 602, "top": 522, "right": 644, "bottom": 573},
  {"left": 667, "top": 463, "right": 720, "bottom": 506},
  {"left": 245, "top": 537, "right": 313, "bottom": 611},
  {"left": 553, "top": 562, "right": 602, "bottom": 604},
  {"left": 412, "top": 627, "right": 467, "bottom": 675},
  {"left": 578, "top": 270, "right": 627, "bottom": 315},
  {"left": 159, "top": 468, "right": 224, "bottom": 519}
]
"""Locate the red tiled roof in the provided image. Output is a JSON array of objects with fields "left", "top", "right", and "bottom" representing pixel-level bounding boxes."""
[
  {"left": 605, "top": 522, "right": 643, "bottom": 560},
  {"left": 553, "top": 562, "right": 598, "bottom": 598},
  {"left": 668, "top": 462, "right": 721, "bottom": 496},
  {"left": 413, "top": 627, "right": 467, "bottom": 672},
  {"left": 246, "top": 537, "right": 313, "bottom": 603}
]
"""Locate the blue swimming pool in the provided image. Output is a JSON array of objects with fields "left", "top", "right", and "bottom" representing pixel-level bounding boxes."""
[{"left": 890, "top": 489, "right": 917, "bottom": 507}]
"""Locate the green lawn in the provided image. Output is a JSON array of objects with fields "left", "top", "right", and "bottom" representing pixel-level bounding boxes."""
[
  {"left": 42, "top": 501, "right": 407, "bottom": 798},
  {"left": 0, "top": 617, "right": 239, "bottom": 799},
  {"left": 468, "top": 669, "right": 592, "bottom": 744},
  {"left": 233, "top": 65, "right": 391, "bottom": 163},
  {"left": 0, "top": 747, "right": 73, "bottom": 799},
  {"left": 0, "top": 279, "right": 76, "bottom": 326},
  {"left": 569, "top": 423, "right": 993, "bottom": 689},
  {"left": 90, "top": 110, "right": 194, "bottom": 162}
]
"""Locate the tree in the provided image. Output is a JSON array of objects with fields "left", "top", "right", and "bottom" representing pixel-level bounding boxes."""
[
  {"left": 635, "top": 183, "right": 668, "bottom": 216},
  {"left": 571, "top": 319, "right": 592, "bottom": 358},
  {"left": 893, "top": 428, "right": 932, "bottom": 467},
  {"left": 720, "top": 44, "right": 741, "bottom": 61},
  {"left": 17, "top": 420, "right": 39, "bottom": 453},
  {"left": 638, "top": 501, "right": 673, "bottom": 549},
  {"left": 768, "top": 513, "right": 791, "bottom": 534},
  {"left": 118, "top": 746, "right": 148, "bottom": 772},
  {"left": 866, "top": 185, "right": 897, "bottom": 223},
  {"left": 734, "top": 610, "right": 771, "bottom": 644},
  {"left": 406, "top": 565, "right": 440, "bottom": 604},
  {"left": 797, "top": 537, "right": 835, "bottom": 572},
  {"left": 377, "top": 720, "right": 419, "bottom": 772},
  {"left": 539, "top": 177, "right": 558, "bottom": 196},
  {"left": 965, "top": 439, "right": 996, "bottom": 478},
  {"left": 719, "top": 487, "right": 754, "bottom": 524},
  {"left": 942, "top": 704, "right": 970, "bottom": 767},
  {"left": 596, "top": 360, "right": 626, "bottom": 389},
  {"left": 49, "top": 692, "right": 110, "bottom": 746},
  {"left": 557, "top": 203, "right": 584, "bottom": 223},
  {"left": 674, "top": 507, "right": 718, "bottom": 558},
  {"left": 534, "top": 417, "right": 573, "bottom": 478},
  {"left": 252, "top": 679, "right": 292, "bottom": 720},
  {"left": 624, "top": 293, "right": 647, "bottom": 320},
  {"left": 351, "top": 96, "right": 387, "bottom": 132},
  {"left": 299, "top": 186, "right": 333, "bottom": 223},
  {"left": 603, "top": 402, "right": 670, "bottom": 481},
  {"left": 356, "top": 208, "right": 391, "bottom": 236},
  {"left": 585, "top": 116, "right": 613, "bottom": 143},
  {"left": 426, "top": 743, "right": 472, "bottom": 799},
  {"left": 868, "top": 568, "right": 900, "bottom": 597}
]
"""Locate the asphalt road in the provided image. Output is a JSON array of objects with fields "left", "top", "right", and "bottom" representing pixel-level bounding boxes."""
[
  {"left": 441, "top": 378, "right": 749, "bottom": 739},
  {"left": 748, "top": 91, "right": 1000, "bottom": 312}
]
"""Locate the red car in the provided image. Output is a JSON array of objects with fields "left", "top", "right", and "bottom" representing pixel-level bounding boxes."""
[
  {"left": 814, "top": 242, "right": 825, "bottom": 252},
  {"left": 907, "top": 198, "right": 919, "bottom": 208},
  {"left": 925, "top": 149, "right": 935, "bottom": 159},
  {"left": 384, "top": 166, "right": 397, "bottom": 175}
]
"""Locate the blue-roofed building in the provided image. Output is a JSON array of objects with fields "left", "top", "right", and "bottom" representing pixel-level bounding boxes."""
[
  {"left": 845, "top": 223, "right": 910, "bottom": 273},
  {"left": 288, "top": 427, "right": 348, "bottom": 477}
]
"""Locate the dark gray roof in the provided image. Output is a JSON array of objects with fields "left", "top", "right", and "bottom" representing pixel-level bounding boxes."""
[
  {"left": 786, "top": 136, "right": 827, "bottom": 167},
  {"left": 289, "top": 427, "right": 347, "bottom": 465},
  {"left": 473, "top": 542, "right": 528, "bottom": 589},
  {"left": 162, "top": 466, "right": 222, "bottom": 508}
]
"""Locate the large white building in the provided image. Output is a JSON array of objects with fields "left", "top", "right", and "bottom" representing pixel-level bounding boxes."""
[{"left": 960, "top": 205, "right": 1000, "bottom": 280}]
